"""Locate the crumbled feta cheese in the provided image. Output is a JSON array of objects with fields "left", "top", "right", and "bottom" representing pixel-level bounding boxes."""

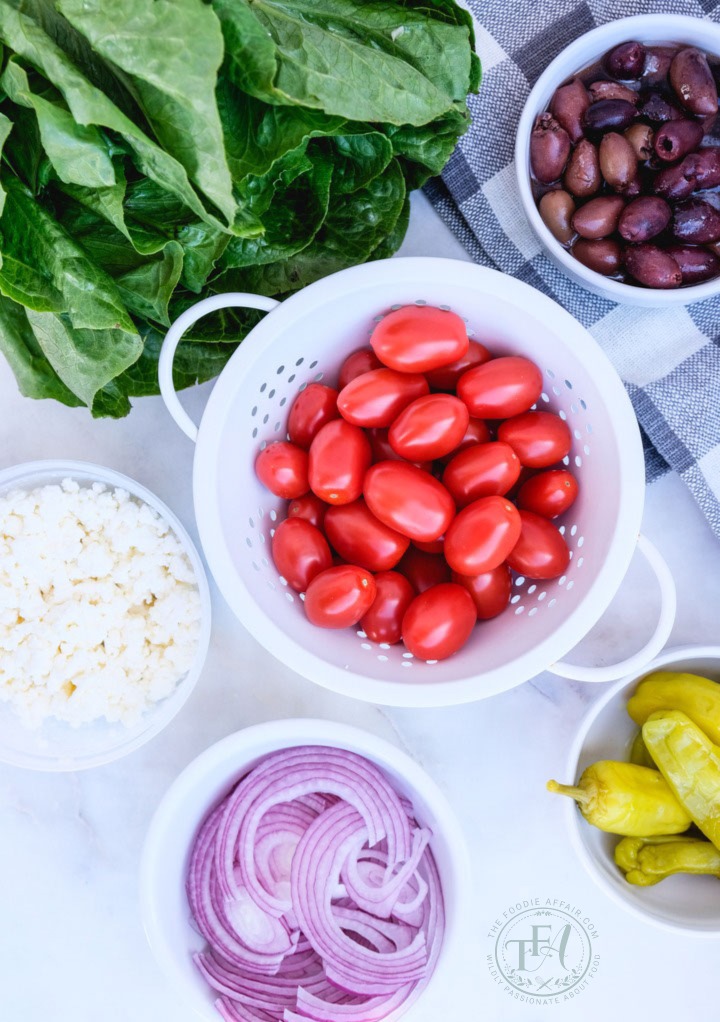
[{"left": 0, "top": 478, "right": 202, "bottom": 729}]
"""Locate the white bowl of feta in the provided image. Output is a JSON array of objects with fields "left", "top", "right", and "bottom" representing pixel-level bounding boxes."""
[{"left": 0, "top": 460, "right": 211, "bottom": 770}]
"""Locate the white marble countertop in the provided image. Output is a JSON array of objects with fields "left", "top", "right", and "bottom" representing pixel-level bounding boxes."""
[{"left": 2, "top": 193, "right": 720, "bottom": 1022}]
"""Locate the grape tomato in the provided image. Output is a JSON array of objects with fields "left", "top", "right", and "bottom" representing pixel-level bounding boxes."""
[
  {"left": 444, "top": 496, "right": 521, "bottom": 575},
  {"left": 444, "top": 417, "right": 492, "bottom": 459},
  {"left": 364, "top": 461, "right": 455, "bottom": 543},
  {"left": 337, "top": 368, "right": 429, "bottom": 428},
  {"left": 517, "top": 469, "right": 579, "bottom": 518},
  {"left": 271, "top": 518, "right": 332, "bottom": 592},
  {"left": 389, "top": 394, "right": 470, "bottom": 461},
  {"left": 287, "top": 492, "right": 327, "bottom": 530},
  {"left": 287, "top": 383, "right": 339, "bottom": 448},
  {"left": 360, "top": 571, "right": 415, "bottom": 645},
  {"left": 442, "top": 442, "right": 521, "bottom": 507},
  {"left": 366, "top": 428, "right": 432, "bottom": 471},
  {"left": 452, "top": 564, "right": 512, "bottom": 620},
  {"left": 507, "top": 511, "right": 570, "bottom": 580},
  {"left": 255, "top": 441, "right": 309, "bottom": 499},
  {"left": 498, "top": 411, "right": 572, "bottom": 468},
  {"left": 424, "top": 339, "right": 492, "bottom": 390},
  {"left": 370, "top": 305, "right": 469, "bottom": 373},
  {"left": 457, "top": 356, "right": 543, "bottom": 418},
  {"left": 401, "top": 583, "right": 476, "bottom": 661},
  {"left": 324, "top": 500, "right": 409, "bottom": 572},
  {"left": 338, "top": 347, "right": 383, "bottom": 389},
  {"left": 304, "top": 565, "right": 377, "bottom": 629},
  {"left": 308, "top": 419, "right": 371, "bottom": 505},
  {"left": 398, "top": 547, "right": 451, "bottom": 593}
]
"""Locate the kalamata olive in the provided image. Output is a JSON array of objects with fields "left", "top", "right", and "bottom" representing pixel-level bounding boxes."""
[
  {"left": 571, "top": 237, "right": 622, "bottom": 275},
  {"left": 701, "top": 112, "right": 718, "bottom": 133},
  {"left": 530, "top": 113, "right": 571, "bottom": 183},
  {"left": 550, "top": 78, "right": 590, "bottom": 143},
  {"left": 670, "top": 47, "right": 719, "bottom": 116},
  {"left": 624, "top": 123, "right": 654, "bottom": 160},
  {"left": 584, "top": 99, "right": 637, "bottom": 133},
  {"left": 539, "top": 190, "right": 575, "bottom": 244},
  {"left": 588, "top": 80, "right": 638, "bottom": 104},
  {"left": 618, "top": 196, "right": 671, "bottom": 242},
  {"left": 604, "top": 41, "right": 645, "bottom": 80},
  {"left": 694, "top": 147, "right": 720, "bottom": 188},
  {"left": 625, "top": 244, "right": 682, "bottom": 288},
  {"left": 642, "top": 46, "right": 676, "bottom": 86},
  {"left": 638, "top": 91, "right": 683, "bottom": 123},
  {"left": 563, "top": 139, "right": 601, "bottom": 197},
  {"left": 672, "top": 198, "right": 720, "bottom": 243},
  {"left": 653, "top": 118, "right": 705, "bottom": 162},
  {"left": 653, "top": 154, "right": 699, "bottom": 200},
  {"left": 665, "top": 244, "right": 720, "bottom": 284},
  {"left": 599, "top": 132, "right": 637, "bottom": 190},
  {"left": 571, "top": 195, "right": 625, "bottom": 239},
  {"left": 620, "top": 174, "right": 643, "bottom": 197}
]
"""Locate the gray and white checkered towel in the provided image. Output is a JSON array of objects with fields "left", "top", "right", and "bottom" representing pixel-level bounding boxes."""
[{"left": 427, "top": 0, "right": 720, "bottom": 537}]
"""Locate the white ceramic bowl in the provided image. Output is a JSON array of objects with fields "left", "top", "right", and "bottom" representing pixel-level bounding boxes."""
[
  {"left": 516, "top": 14, "right": 720, "bottom": 307},
  {"left": 0, "top": 460, "right": 211, "bottom": 771},
  {"left": 140, "top": 719, "right": 472, "bottom": 1022},
  {"left": 563, "top": 644, "right": 720, "bottom": 935}
]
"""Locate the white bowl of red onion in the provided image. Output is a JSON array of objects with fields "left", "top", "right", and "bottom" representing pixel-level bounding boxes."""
[{"left": 140, "top": 719, "right": 471, "bottom": 1022}]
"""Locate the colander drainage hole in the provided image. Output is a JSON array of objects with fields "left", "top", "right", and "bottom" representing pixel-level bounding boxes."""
[
  {"left": 309, "top": 360, "right": 318, "bottom": 369},
  {"left": 546, "top": 368, "right": 556, "bottom": 379},
  {"left": 558, "top": 525, "right": 566, "bottom": 535},
  {"left": 558, "top": 410, "right": 567, "bottom": 420},
  {"left": 248, "top": 517, "right": 254, "bottom": 528},
  {"left": 584, "top": 444, "right": 591, "bottom": 456},
  {"left": 580, "top": 399, "right": 587, "bottom": 410},
  {"left": 270, "top": 509, "right": 277, "bottom": 521},
  {"left": 548, "top": 598, "right": 557, "bottom": 608},
  {"left": 251, "top": 406, "right": 257, "bottom": 417},
  {"left": 377, "top": 654, "right": 388, "bottom": 662},
  {"left": 261, "top": 557, "right": 269, "bottom": 568},
  {"left": 260, "top": 383, "right": 267, "bottom": 393},
  {"left": 514, "top": 576, "right": 526, "bottom": 587},
  {"left": 252, "top": 428, "right": 258, "bottom": 439},
  {"left": 541, "top": 393, "right": 549, "bottom": 403},
  {"left": 514, "top": 605, "right": 525, "bottom": 615},
  {"left": 252, "top": 561, "right": 260, "bottom": 572},
  {"left": 314, "top": 372, "right": 324, "bottom": 383},
  {"left": 280, "top": 397, "right": 287, "bottom": 407},
  {"left": 575, "top": 455, "right": 583, "bottom": 467},
  {"left": 361, "top": 643, "right": 372, "bottom": 650},
  {"left": 577, "top": 536, "right": 584, "bottom": 547},
  {"left": 267, "top": 580, "right": 276, "bottom": 590},
  {"left": 577, "top": 557, "right": 584, "bottom": 567},
  {"left": 570, "top": 524, "right": 577, "bottom": 536},
  {"left": 246, "top": 537, "right": 252, "bottom": 548},
  {"left": 511, "top": 594, "right": 521, "bottom": 604},
  {"left": 401, "top": 661, "right": 412, "bottom": 668},
  {"left": 574, "top": 429, "right": 582, "bottom": 440},
  {"left": 288, "top": 374, "right": 296, "bottom": 383},
  {"left": 562, "top": 455, "right": 570, "bottom": 466},
  {"left": 263, "top": 414, "right": 269, "bottom": 424},
  {"left": 537, "top": 591, "right": 547, "bottom": 601},
  {"left": 277, "top": 365, "right": 285, "bottom": 375},
  {"left": 565, "top": 379, "right": 573, "bottom": 390},
  {"left": 296, "top": 358, "right": 304, "bottom": 367},
  {"left": 356, "top": 630, "right": 367, "bottom": 638},
  {"left": 566, "top": 580, "right": 574, "bottom": 590}
]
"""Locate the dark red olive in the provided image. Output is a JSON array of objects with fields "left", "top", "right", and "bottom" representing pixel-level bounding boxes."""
[
  {"left": 672, "top": 198, "right": 720, "bottom": 244},
  {"left": 653, "top": 154, "right": 700, "bottom": 200},
  {"left": 694, "top": 147, "right": 720, "bottom": 189},
  {"left": 584, "top": 99, "right": 637, "bottom": 133},
  {"left": 550, "top": 78, "right": 590, "bottom": 143},
  {"left": 539, "top": 190, "right": 575, "bottom": 244},
  {"left": 571, "top": 196, "right": 625, "bottom": 239},
  {"left": 571, "top": 238, "right": 622, "bottom": 275},
  {"left": 588, "top": 80, "right": 638, "bottom": 104},
  {"left": 564, "top": 139, "right": 601, "bottom": 197},
  {"left": 653, "top": 119, "right": 705, "bottom": 162},
  {"left": 604, "top": 41, "right": 645, "bottom": 80},
  {"left": 618, "top": 196, "right": 671, "bottom": 242},
  {"left": 599, "top": 132, "right": 637, "bottom": 191},
  {"left": 624, "top": 124, "right": 654, "bottom": 160},
  {"left": 625, "top": 244, "right": 682, "bottom": 288},
  {"left": 638, "top": 91, "right": 683, "bottom": 123},
  {"left": 665, "top": 244, "right": 720, "bottom": 284},
  {"left": 642, "top": 46, "right": 676, "bottom": 86},
  {"left": 531, "top": 113, "right": 571, "bottom": 183},
  {"left": 670, "top": 47, "right": 719, "bottom": 116}
]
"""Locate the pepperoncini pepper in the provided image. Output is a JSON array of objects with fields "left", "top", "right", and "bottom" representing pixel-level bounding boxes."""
[
  {"left": 546, "top": 760, "right": 691, "bottom": 836},
  {"left": 628, "top": 672, "right": 720, "bottom": 746},
  {"left": 629, "top": 730, "right": 657, "bottom": 769},
  {"left": 614, "top": 835, "right": 720, "bottom": 886},
  {"left": 642, "top": 710, "right": 720, "bottom": 852}
]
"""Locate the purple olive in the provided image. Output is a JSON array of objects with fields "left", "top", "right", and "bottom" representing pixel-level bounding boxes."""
[
  {"left": 638, "top": 91, "right": 684, "bottom": 123},
  {"left": 694, "top": 147, "right": 720, "bottom": 189},
  {"left": 599, "top": 132, "right": 637, "bottom": 191},
  {"left": 530, "top": 113, "right": 571, "bottom": 183},
  {"left": 653, "top": 155, "right": 700, "bottom": 200},
  {"left": 584, "top": 99, "right": 637, "bottom": 133},
  {"left": 653, "top": 119, "right": 705, "bottom": 162},
  {"left": 620, "top": 174, "right": 643, "bottom": 198},
  {"left": 665, "top": 244, "right": 720, "bottom": 284},
  {"left": 642, "top": 46, "right": 676, "bottom": 86},
  {"left": 625, "top": 244, "right": 682, "bottom": 288},
  {"left": 604, "top": 41, "right": 646, "bottom": 80},
  {"left": 618, "top": 196, "right": 672, "bottom": 242},
  {"left": 571, "top": 238, "right": 622, "bottom": 275},
  {"left": 550, "top": 78, "right": 590, "bottom": 143},
  {"left": 588, "top": 80, "right": 638, "bottom": 104},
  {"left": 539, "top": 189, "right": 576, "bottom": 244},
  {"left": 564, "top": 139, "right": 601, "bottom": 198},
  {"left": 672, "top": 198, "right": 720, "bottom": 243},
  {"left": 572, "top": 196, "right": 625, "bottom": 239},
  {"left": 670, "top": 47, "right": 719, "bottom": 116},
  {"left": 624, "top": 123, "right": 654, "bottom": 160}
]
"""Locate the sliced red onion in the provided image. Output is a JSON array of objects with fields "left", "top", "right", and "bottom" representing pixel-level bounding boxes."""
[{"left": 187, "top": 746, "right": 445, "bottom": 1022}]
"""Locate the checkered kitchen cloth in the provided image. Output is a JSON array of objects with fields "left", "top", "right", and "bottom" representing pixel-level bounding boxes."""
[{"left": 427, "top": 0, "right": 720, "bottom": 537}]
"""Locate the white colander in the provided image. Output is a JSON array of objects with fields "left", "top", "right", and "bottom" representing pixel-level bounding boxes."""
[{"left": 159, "top": 258, "right": 675, "bottom": 707}]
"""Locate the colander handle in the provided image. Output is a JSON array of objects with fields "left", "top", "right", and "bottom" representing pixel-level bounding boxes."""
[
  {"left": 548, "top": 534, "right": 676, "bottom": 683},
  {"left": 159, "top": 292, "right": 281, "bottom": 442}
]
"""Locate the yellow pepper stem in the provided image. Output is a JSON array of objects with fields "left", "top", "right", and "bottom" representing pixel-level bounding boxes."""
[{"left": 546, "top": 779, "right": 591, "bottom": 807}]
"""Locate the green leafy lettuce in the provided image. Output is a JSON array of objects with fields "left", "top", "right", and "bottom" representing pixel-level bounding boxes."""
[{"left": 0, "top": 0, "right": 478, "bottom": 416}]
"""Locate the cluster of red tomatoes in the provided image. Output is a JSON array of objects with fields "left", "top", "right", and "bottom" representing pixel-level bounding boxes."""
[{"left": 255, "top": 305, "right": 579, "bottom": 662}]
